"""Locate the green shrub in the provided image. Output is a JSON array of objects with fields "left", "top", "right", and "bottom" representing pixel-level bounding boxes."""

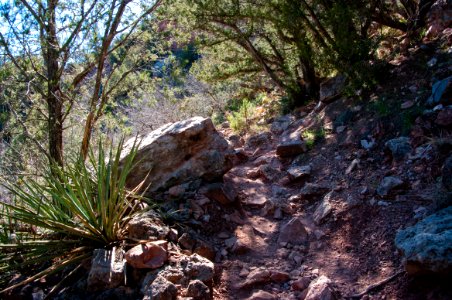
[
  {"left": 370, "top": 96, "right": 391, "bottom": 117},
  {"left": 0, "top": 138, "right": 146, "bottom": 293},
  {"left": 226, "top": 99, "right": 256, "bottom": 134},
  {"left": 302, "top": 128, "right": 326, "bottom": 149}
]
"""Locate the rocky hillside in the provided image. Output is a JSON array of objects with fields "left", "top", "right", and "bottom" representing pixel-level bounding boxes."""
[{"left": 4, "top": 16, "right": 452, "bottom": 300}]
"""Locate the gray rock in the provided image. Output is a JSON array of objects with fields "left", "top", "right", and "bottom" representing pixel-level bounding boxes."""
[
  {"left": 376, "top": 176, "right": 404, "bottom": 197},
  {"left": 442, "top": 155, "right": 452, "bottom": 191},
  {"left": 259, "top": 164, "right": 280, "bottom": 181},
  {"left": 271, "top": 115, "right": 292, "bottom": 135},
  {"left": 278, "top": 217, "right": 309, "bottom": 245},
  {"left": 320, "top": 75, "right": 347, "bottom": 103},
  {"left": 94, "top": 286, "right": 138, "bottom": 300},
  {"left": 186, "top": 280, "right": 211, "bottom": 300},
  {"left": 300, "top": 183, "right": 330, "bottom": 199},
  {"left": 143, "top": 275, "right": 177, "bottom": 300},
  {"left": 87, "top": 248, "right": 125, "bottom": 291},
  {"left": 360, "top": 139, "right": 375, "bottom": 150},
  {"left": 385, "top": 137, "right": 412, "bottom": 161},
  {"left": 395, "top": 206, "right": 452, "bottom": 275},
  {"left": 345, "top": 159, "right": 359, "bottom": 175},
  {"left": 126, "top": 210, "right": 169, "bottom": 240},
  {"left": 245, "top": 132, "right": 272, "bottom": 150},
  {"left": 336, "top": 125, "right": 346, "bottom": 134},
  {"left": 181, "top": 253, "right": 215, "bottom": 283},
  {"left": 427, "top": 76, "right": 452, "bottom": 105},
  {"left": 304, "top": 275, "right": 337, "bottom": 300},
  {"left": 153, "top": 266, "right": 185, "bottom": 285},
  {"left": 122, "top": 117, "right": 233, "bottom": 195},
  {"left": 224, "top": 236, "right": 237, "bottom": 249},
  {"left": 313, "top": 192, "right": 334, "bottom": 224},
  {"left": 276, "top": 140, "right": 308, "bottom": 157},
  {"left": 287, "top": 165, "right": 312, "bottom": 180}
]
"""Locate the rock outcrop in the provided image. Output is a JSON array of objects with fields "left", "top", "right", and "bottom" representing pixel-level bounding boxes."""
[
  {"left": 122, "top": 117, "right": 233, "bottom": 195},
  {"left": 320, "top": 75, "right": 347, "bottom": 103},
  {"left": 87, "top": 248, "right": 125, "bottom": 291},
  {"left": 395, "top": 206, "right": 452, "bottom": 275}
]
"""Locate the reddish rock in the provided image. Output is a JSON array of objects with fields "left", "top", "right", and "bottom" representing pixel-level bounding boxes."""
[
  {"left": 231, "top": 225, "right": 256, "bottom": 254},
  {"left": 292, "top": 277, "right": 311, "bottom": 291},
  {"left": 178, "top": 233, "right": 196, "bottom": 251},
  {"left": 270, "top": 271, "right": 290, "bottom": 283},
  {"left": 125, "top": 241, "right": 168, "bottom": 269},
  {"left": 278, "top": 217, "right": 309, "bottom": 245},
  {"left": 202, "top": 182, "right": 237, "bottom": 205},
  {"left": 240, "top": 269, "right": 271, "bottom": 288},
  {"left": 194, "top": 240, "right": 216, "bottom": 261}
]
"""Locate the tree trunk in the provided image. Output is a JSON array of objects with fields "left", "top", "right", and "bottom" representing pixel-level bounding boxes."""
[{"left": 45, "top": 0, "right": 64, "bottom": 167}]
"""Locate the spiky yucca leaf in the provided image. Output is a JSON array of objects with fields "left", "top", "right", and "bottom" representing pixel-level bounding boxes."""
[{"left": 0, "top": 138, "right": 144, "bottom": 293}]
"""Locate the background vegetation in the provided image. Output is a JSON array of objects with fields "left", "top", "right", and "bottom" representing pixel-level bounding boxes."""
[{"left": 0, "top": 0, "right": 436, "bottom": 293}]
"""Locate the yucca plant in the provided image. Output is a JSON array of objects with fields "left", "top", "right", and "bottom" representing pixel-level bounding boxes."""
[{"left": 0, "top": 138, "right": 145, "bottom": 294}]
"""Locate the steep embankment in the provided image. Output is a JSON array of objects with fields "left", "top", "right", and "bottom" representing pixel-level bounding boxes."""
[{"left": 205, "top": 37, "right": 452, "bottom": 300}]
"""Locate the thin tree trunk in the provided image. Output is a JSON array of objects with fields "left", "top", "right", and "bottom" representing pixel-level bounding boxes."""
[{"left": 46, "top": 0, "right": 64, "bottom": 167}]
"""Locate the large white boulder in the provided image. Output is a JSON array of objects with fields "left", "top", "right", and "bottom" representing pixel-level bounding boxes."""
[{"left": 123, "top": 117, "right": 233, "bottom": 195}]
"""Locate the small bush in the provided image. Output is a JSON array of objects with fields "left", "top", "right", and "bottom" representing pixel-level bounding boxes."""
[
  {"left": 302, "top": 128, "right": 326, "bottom": 149},
  {"left": 226, "top": 99, "right": 256, "bottom": 133},
  {"left": 370, "top": 96, "right": 392, "bottom": 117}
]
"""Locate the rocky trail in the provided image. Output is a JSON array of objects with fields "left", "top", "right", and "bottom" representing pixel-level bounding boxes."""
[
  {"left": 4, "top": 34, "right": 452, "bottom": 300},
  {"left": 206, "top": 92, "right": 452, "bottom": 299}
]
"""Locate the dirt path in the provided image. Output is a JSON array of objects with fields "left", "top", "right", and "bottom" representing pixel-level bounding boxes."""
[{"left": 208, "top": 107, "right": 451, "bottom": 299}]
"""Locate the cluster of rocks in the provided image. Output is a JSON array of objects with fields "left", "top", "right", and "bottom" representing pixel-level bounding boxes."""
[
  {"left": 65, "top": 79, "right": 452, "bottom": 298},
  {"left": 75, "top": 117, "right": 235, "bottom": 299}
]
